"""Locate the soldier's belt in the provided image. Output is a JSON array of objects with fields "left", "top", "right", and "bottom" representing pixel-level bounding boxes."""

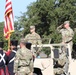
[{"left": 65, "top": 39, "right": 72, "bottom": 43}]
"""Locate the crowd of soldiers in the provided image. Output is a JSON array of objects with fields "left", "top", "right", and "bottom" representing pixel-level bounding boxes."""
[{"left": 0, "top": 20, "right": 74, "bottom": 75}]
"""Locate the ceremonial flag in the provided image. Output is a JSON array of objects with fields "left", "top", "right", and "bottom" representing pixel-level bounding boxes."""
[{"left": 4, "top": 0, "right": 14, "bottom": 40}]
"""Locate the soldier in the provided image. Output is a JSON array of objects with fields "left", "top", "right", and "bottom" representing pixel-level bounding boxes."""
[
  {"left": 25, "top": 25, "right": 42, "bottom": 57},
  {"left": 25, "top": 25, "right": 42, "bottom": 45},
  {"left": 0, "top": 41, "right": 9, "bottom": 75},
  {"left": 54, "top": 21, "right": 74, "bottom": 75},
  {"left": 14, "top": 39, "right": 33, "bottom": 75},
  {"left": 6, "top": 40, "right": 18, "bottom": 75},
  {"left": 57, "top": 21, "right": 74, "bottom": 52}
]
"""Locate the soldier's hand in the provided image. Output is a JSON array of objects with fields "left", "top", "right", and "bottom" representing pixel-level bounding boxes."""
[{"left": 58, "top": 24, "right": 64, "bottom": 29}]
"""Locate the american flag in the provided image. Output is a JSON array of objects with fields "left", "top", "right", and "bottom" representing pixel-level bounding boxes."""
[{"left": 4, "top": 0, "right": 14, "bottom": 40}]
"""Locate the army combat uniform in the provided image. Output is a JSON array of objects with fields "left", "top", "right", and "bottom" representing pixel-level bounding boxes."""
[
  {"left": 57, "top": 21, "right": 74, "bottom": 52},
  {"left": 14, "top": 47, "right": 33, "bottom": 75},
  {"left": 54, "top": 21, "right": 74, "bottom": 75},
  {"left": 25, "top": 27, "right": 42, "bottom": 57},
  {"left": 25, "top": 32, "right": 42, "bottom": 45}
]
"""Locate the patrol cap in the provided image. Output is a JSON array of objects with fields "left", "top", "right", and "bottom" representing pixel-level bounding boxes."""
[
  {"left": 10, "top": 40, "right": 18, "bottom": 47},
  {"left": 30, "top": 25, "right": 35, "bottom": 29},
  {"left": 19, "top": 38, "right": 27, "bottom": 44},
  {"left": 63, "top": 21, "right": 70, "bottom": 25},
  {"left": 20, "top": 38, "right": 31, "bottom": 49},
  {"left": 0, "top": 41, "right": 4, "bottom": 48}
]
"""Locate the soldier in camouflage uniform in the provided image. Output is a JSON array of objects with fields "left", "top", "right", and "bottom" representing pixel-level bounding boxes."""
[
  {"left": 25, "top": 25, "right": 42, "bottom": 57},
  {"left": 57, "top": 21, "right": 74, "bottom": 52},
  {"left": 54, "top": 21, "right": 74, "bottom": 75},
  {"left": 14, "top": 39, "right": 33, "bottom": 75}
]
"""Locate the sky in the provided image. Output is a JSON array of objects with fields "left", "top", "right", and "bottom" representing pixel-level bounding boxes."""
[{"left": 0, "top": 0, "right": 36, "bottom": 22}]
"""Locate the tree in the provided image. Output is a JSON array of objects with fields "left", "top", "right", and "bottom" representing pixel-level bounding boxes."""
[
  {"left": 23, "top": 0, "right": 76, "bottom": 43},
  {"left": 16, "top": 0, "right": 76, "bottom": 57},
  {"left": 0, "top": 22, "right": 4, "bottom": 41},
  {"left": 10, "top": 20, "right": 23, "bottom": 40},
  {"left": 0, "top": 22, "right": 8, "bottom": 50}
]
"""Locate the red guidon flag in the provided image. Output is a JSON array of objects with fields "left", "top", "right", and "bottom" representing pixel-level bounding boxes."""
[{"left": 4, "top": 0, "right": 14, "bottom": 40}]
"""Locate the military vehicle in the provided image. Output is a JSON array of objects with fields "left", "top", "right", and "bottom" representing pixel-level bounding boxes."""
[{"left": 32, "top": 44, "right": 76, "bottom": 75}]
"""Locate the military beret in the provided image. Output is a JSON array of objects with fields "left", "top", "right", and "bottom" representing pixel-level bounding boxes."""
[
  {"left": 63, "top": 21, "right": 70, "bottom": 25},
  {"left": 30, "top": 25, "right": 35, "bottom": 29},
  {"left": 20, "top": 38, "right": 27, "bottom": 44}
]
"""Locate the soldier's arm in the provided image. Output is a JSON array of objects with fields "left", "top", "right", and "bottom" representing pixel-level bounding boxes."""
[
  {"left": 29, "top": 53, "right": 34, "bottom": 72},
  {"left": 37, "top": 34, "right": 42, "bottom": 45},
  {"left": 29, "top": 60, "right": 34, "bottom": 72},
  {"left": 69, "top": 29, "right": 74, "bottom": 38},
  {"left": 13, "top": 49, "right": 20, "bottom": 73},
  {"left": 25, "top": 34, "right": 30, "bottom": 40},
  {"left": 66, "top": 29, "right": 74, "bottom": 41},
  {"left": 57, "top": 24, "right": 64, "bottom": 33},
  {"left": 63, "top": 29, "right": 74, "bottom": 43}
]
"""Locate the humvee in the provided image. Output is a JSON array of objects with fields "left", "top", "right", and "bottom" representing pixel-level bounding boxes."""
[{"left": 32, "top": 44, "right": 76, "bottom": 75}]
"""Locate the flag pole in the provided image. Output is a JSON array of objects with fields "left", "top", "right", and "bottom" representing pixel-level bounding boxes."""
[
  {"left": 8, "top": 33, "right": 11, "bottom": 50},
  {"left": 4, "top": 0, "right": 14, "bottom": 47}
]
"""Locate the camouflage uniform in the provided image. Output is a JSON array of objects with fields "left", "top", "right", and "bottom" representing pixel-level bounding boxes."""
[
  {"left": 54, "top": 21, "right": 74, "bottom": 75},
  {"left": 25, "top": 26, "right": 42, "bottom": 57},
  {"left": 25, "top": 32, "right": 42, "bottom": 45},
  {"left": 57, "top": 21, "right": 74, "bottom": 52},
  {"left": 14, "top": 47, "right": 33, "bottom": 75}
]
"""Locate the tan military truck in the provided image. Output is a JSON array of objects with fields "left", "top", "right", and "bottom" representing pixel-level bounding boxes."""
[{"left": 32, "top": 44, "right": 76, "bottom": 75}]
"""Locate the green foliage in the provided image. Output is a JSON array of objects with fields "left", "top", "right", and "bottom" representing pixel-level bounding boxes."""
[
  {"left": 17, "top": 0, "right": 76, "bottom": 42},
  {"left": 0, "top": 22, "right": 4, "bottom": 41},
  {"left": 42, "top": 47, "right": 51, "bottom": 57},
  {"left": 16, "top": 0, "right": 76, "bottom": 55},
  {"left": 0, "top": 22, "right": 8, "bottom": 50}
]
